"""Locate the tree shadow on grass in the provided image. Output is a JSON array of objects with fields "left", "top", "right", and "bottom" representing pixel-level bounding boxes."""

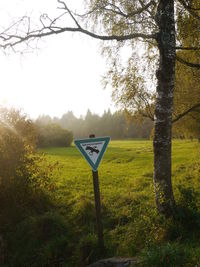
[{"left": 167, "top": 185, "right": 200, "bottom": 241}]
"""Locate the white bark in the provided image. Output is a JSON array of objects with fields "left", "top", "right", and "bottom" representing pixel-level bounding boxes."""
[{"left": 153, "top": 0, "right": 176, "bottom": 216}]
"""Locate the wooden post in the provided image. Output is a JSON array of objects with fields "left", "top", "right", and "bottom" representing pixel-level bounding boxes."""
[{"left": 89, "top": 134, "right": 104, "bottom": 255}]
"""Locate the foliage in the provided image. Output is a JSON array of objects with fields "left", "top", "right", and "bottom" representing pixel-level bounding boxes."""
[
  {"left": 173, "top": 0, "right": 200, "bottom": 139},
  {"left": 141, "top": 243, "right": 191, "bottom": 267},
  {"left": 35, "top": 122, "right": 73, "bottom": 148},
  {"left": 143, "top": 244, "right": 189, "bottom": 267},
  {"left": 82, "top": 0, "right": 157, "bottom": 113},
  {"left": 0, "top": 108, "right": 36, "bottom": 189},
  {"left": 0, "top": 108, "right": 62, "bottom": 266}
]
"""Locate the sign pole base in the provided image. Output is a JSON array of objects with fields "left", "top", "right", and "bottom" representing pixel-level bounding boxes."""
[{"left": 92, "top": 170, "right": 104, "bottom": 255}]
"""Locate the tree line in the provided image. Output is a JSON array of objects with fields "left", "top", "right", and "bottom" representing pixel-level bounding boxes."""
[{"left": 35, "top": 109, "right": 153, "bottom": 140}]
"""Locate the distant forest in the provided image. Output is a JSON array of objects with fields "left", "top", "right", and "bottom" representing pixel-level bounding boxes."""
[{"left": 35, "top": 109, "right": 153, "bottom": 139}]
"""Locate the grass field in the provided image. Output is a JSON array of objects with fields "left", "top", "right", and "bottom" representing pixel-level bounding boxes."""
[{"left": 36, "top": 139, "right": 200, "bottom": 266}]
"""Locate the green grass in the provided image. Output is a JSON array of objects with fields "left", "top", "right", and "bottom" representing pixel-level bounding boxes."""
[
  {"left": 2, "top": 139, "right": 199, "bottom": 266},
  {"left": 39, "top": 139, "right": 199, "bottom": 209},
  {"left": 35, "top": 140, "right": 200, "bottom": 266}
]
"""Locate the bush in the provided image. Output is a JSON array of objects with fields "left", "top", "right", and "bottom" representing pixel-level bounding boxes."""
[
  {"left": 162, "top": 184, "right": 200, "bottom": 243},
  {"left": 142, "top": 243, "right": 190, "bottom": 267},
  {"left": 7, "top": 212, "right": 73, "bottom": 267},
  {"left": 0, "top": 108, "right": 60, "bottom": 266},
  {"left": 36, "top": 123, "right": 73, "bottom": 148},
  {"left": 0, "top": 108, "right": 37, "bottom": 192},
  {"left": 174, "top": 185, "right": 200, "bottom": 230}
]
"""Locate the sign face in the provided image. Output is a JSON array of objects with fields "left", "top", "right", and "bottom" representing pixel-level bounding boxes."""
[{"left": 74, "top": 136, "right": 110, "bottom": 171}]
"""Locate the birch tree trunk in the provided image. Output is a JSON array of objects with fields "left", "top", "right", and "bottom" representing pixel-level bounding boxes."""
[{"left": 153, "top": 0, "right": 176, "bottom": 216}]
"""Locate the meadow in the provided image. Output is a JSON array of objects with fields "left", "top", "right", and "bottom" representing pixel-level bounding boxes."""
[{"left": 36, "top": 139, "right": 200, "bottom": 266}]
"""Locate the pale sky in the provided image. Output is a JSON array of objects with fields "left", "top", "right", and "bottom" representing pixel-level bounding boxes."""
[{"left": 0, "top": 0, "right": 115, "bottom": 119}]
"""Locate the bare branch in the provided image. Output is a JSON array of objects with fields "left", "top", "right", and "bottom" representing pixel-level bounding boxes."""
[
  {"left": 0, "top": 0, "right": 157, "bottom": 50},
  {"left": 0, "top": 22, "right": 156, "bottom": 49},
  {"left": 49, "top": 12, "right": 68, "bottom": 27},
  {"left": 172, "top": 103, "right": 200, "bottom": 123},
  {"left": 57, "top": 0, "right": 81, "bottom": 28}
]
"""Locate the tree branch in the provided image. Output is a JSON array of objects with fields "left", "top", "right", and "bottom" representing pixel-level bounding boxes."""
[
  {"left": 138, "top": 0, "right": 156, "bottom": 19},
  {"left": 0, "top": 0, "right": 158, "bottom": 50},
  {"left": 178, "top": 0, "right": 200, "bottom": 20},
  {"left": 172, "top": 103, "right": 200, "bottom": 123},
  {"left": 176, "top": 55, "right": 200, "bottom": 69},
  {"left": 139, "top": 94, "right": 155, "bottom": 121},
  {"left": 0, "top": 23, "right": 156, "bottom": 49},
  {"left": 139, "top": 111, "right": 154, "bottom": 121},
  {"left": 176, "top": 46, "right": 200, "bottom": 50},
  {"left": 57, "top": 0, "right": 81, "bottom": 28},
  {"left": 74, "top": 0, "right": 154, "bottom": 19},
  {"left": 121, "top": 0, "right": 154, "bottom": 18}
]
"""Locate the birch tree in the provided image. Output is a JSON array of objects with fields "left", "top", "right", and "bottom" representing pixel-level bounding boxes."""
[{"left": 0, "top": 0, "right": 200, "bottom": 216}]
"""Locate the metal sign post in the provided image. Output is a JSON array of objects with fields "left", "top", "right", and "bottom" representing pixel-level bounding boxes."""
[
  {"left": 90, "top": 134, "right": 104, "bottom": 255},
  {"left": 74, "top": 134, "right": 110, "bottom": 255},
  {"left": 92, "top": 168, "right": 104, "bottom": 254}
]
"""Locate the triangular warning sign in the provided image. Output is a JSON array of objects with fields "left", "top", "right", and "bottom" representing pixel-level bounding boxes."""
[{"left": 74, "top": 136, "right": 110, "bottom": 171}]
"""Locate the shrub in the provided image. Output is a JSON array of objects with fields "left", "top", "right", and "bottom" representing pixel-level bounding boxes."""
[
  {"left": 7, "top": 212, "right": 73, "bottom": 267},
  {"left": 174, "top": 185, "right": 200, "bottom": 231},
  {"left": 0, "top": 108, "right": 59, "bottom": 266},
  {"left": 142, "top": 243, "right": 190, "bottom": 267},
  {"left": 36, "top": 123, "right": 73, "bottom": 147},
  {"left": 165, "top": 184, "right": 200, "bottom": 242}
]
